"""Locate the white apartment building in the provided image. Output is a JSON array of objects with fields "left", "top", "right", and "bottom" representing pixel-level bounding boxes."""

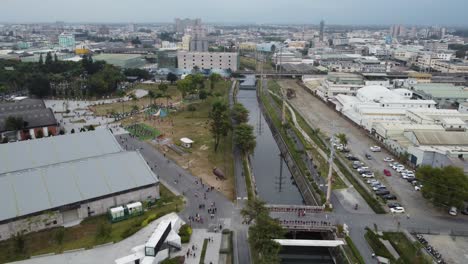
[
  {"left": 177, "top": 51, "right": 239, "bottom": 71},
  {"left": 181, "top": 35, "right": 191, "bottom": 51},
  {"left": 432, "top": 60, "right": 468, "bottom": 73},
  {"left": 317, "top": 73, "right": 365, "bottom": 100}
]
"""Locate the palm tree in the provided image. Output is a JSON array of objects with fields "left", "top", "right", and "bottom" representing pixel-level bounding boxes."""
[
  {"left": 148, "top": 90, "right": 156, "bottom": 106},
  {"left": 209, "top": 73, "right": 222, "bottom": 90},
  {"left": 335, "top": 133, "right": 348, "bottom": 147}
]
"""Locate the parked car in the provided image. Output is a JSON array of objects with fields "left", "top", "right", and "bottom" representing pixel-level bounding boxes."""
[
  {"left": 361, "top": 172, "right": 375, "bottom": 178},
  {"left": 414, "top": 185, "right": 422, "bottom": 191},
  {"left": 406, "top": 177, "right": 417, "bottom": 183},
  {"left": 365, "top": 153, "right": 373, "bottom": 160},
  {"left": 370, "top": 182, "right": 382, "bottom": 187},
  {"left": 357, "top": 167, "right": 369, "bottom": 172},
  {"left": 375, "top": 189, "right": 390, "bottom": 196},
  {"left": 387, "top": 202, "right": 401, "bottom": 208},
  {"left": 449, "top": 206, "right": 458, "bottom": 216},
  {"left": 372, "top": 185, "right": 387, "bottom": 191},
  {"left": 383, "top": 157, "right": 394, "bottom": 162},
  {"left": 461, "top": 208, "right": 468, "bottom": 215},
  {"left": 383, "top": 169, "right": 391, "bottom": 177},
  {"left": 347, "top": 156, "right": 359, "bottom": 161},
  {"left": 383, "top": 194, "right": 397, "bottom": 200},
  {"left": 367, "top": 179, "right": 379, "bottom": 184},
  {"left": 396, "top": 167, "right": 406, "bottom": 173},
  {"left": 370, "top": 146, "right": 381, "bottom": 152},
  {"left": 390, "top": 207, "right": 406, "bottom": 214}
]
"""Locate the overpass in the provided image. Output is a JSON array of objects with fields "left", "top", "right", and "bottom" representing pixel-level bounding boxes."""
[{"left": 235, "top": 70, "right": 326, "bottom": 77}]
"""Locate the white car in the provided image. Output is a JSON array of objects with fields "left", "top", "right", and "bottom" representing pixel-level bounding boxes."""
[
  {"left": 383, "top": 157, "right": 394, "bottom": 162},
  {"left": 357, "top": 167, "right": 369, "bottom": 172},
  {"left": 396, "top": 167, "right": 406, "bottom": 173},
  {"left": 390, "top": 207, "right": 405, "bottom": 214},
  {"left": 361, "top": 172, "right": 375, "bottom": 178},
  {"left": 370, "top": 146, "right": 381, "bottom": 152},
  {"left": 367, "top": 179, "right": 379, "bottom": 184},
  {"left": 414, "top": 185, "right": 422, "bottom": 191}
]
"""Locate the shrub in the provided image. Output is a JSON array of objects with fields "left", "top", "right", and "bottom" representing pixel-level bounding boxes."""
[
  {"left": 55, "top": 228, "right": 65, "bottom": 245},
  {"left": 96, "top": 222, "right": 112, "bottom": 240},
  {"left": 141, "top": 214, "right": 157, "bottom": 227},
  {"left": 178, "top": 224, "right": 192, "bottom": 243}
]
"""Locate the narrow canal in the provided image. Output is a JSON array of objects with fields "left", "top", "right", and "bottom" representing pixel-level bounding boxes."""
[{"left": 237, "top": 89, "right": 304, "bottom": 205}]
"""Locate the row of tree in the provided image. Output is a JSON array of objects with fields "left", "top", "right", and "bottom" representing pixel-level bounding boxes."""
[
  {"left": 0, "top": 55, "right": 125, "bottom": 98},
  {"left": 232, "top": 103, "right": 256, "bottom": 155},
  {"left": 241, "top": 199, "right": 284, "bottom": 264},
  {"left": 417, "top": 165, "right": 468, "bottom": 209}
]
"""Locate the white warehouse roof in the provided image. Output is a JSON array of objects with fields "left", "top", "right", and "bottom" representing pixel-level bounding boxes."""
[
  {"left": 0, "top": 151, "right": 158, "bottom": 222},
  {"left": 0, "top": 130, "right": 122, "bottom": 174}
]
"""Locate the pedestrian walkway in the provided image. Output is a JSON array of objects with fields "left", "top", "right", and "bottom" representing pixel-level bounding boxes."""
[{"left": 175, "top": 229, "right": 221, "bottom": 264}]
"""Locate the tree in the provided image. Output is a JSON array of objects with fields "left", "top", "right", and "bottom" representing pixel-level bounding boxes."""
[
  {"left": 5, "top": 116, "right": 26, "bottom": 131},
  {"left": 210, "top": 100, "right": 231, "bottom": 152},
  {"left": 45, "top": 52, "right": 53, "bottom": 66},
  {"left": 234, "top": 123, "right": 256, "bottom": 155},
  {"left": 38, "top": 53, "right": 44, "bottom": 65},
  {"left": 36, "top": 129, "right": 44, "bottom": 138},
  {"left": 335, "top": 133, "right": 348, "bottom": 147},
  {"left": 55, "top": 228, "right": 65, "bottom": 245},
  {"left": 54, "top": 53, "right": 58, "bottom": 63},
  {"left": 417, "top": 165, "right": 468, "bottom": 208},
  {"left": 123, "top": 68, "right": 151, "bottom": 80},
  {"left": 27, "top": 74, "right": 51, "bottom": 97},
  {"left": 159, "top": 83, "right": 169, "bottom": 96},
  {"left": 187, "top": 104, "right": 197, "bottom": 117},
  {"left": 71, "top": 128, "right": 75, "bottom": 134},
  {"left": 131, "top": 37, "right": 141, "bottom": 45},
  {"left": 199, "top": 89, "right": 208, "bottom": 101},
  {"left": 166, "top": 72, "right": 178, "bottom": 84},
  {"left": 232, "top": 103, "right": 249, "bottom": 123},
  {"left": 241, "top": 199, "right": 284, "bottom": 264},
  {"left": 148, "top": 90, "right": 156, "bottom": 105},
  {"left": 209, "top": 73, "right": 222, "bottom": 90}
]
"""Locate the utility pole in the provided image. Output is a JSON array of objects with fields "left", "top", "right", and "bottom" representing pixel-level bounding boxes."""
[{"left": 326, "top": 122, "right": 336, "bottom": 207}]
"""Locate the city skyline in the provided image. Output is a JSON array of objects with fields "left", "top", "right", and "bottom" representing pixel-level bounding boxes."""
[{"left": 2, "top": 0, "right": 468, "bottom": 26}]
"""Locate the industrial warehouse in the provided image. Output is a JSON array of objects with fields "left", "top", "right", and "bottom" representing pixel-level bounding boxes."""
[{"left": 0, "top": 129, "right": 159, "bottom": 240}]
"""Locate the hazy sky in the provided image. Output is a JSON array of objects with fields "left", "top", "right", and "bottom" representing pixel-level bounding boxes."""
[{"left": 2, "top": 0, "right": 468, "bottom": 26}]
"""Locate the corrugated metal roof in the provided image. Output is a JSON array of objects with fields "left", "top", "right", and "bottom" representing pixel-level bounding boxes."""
[
  {"left": 0, "top": 151, "right": 158, "bottom": 222},
  {"left": 414, "top": 131, "right": 468, "bottom": 146},
  {"left": 0, "top": 130, "right": 122, "bottom": 174}
]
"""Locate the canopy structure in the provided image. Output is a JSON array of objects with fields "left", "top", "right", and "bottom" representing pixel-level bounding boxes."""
[{"left": 273, "top": 239, "right": 344, "bottom": 247}]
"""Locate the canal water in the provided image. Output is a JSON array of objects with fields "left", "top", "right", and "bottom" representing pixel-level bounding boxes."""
[{"left": 237, "top": 89, "right": 304, "bottom": 205}]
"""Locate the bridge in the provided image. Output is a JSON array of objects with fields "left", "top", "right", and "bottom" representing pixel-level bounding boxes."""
[{"left": 235, "top": 71, "right": 325, "bottom": 77}]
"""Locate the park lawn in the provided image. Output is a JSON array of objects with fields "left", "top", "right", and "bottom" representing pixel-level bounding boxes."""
[
  {"left": 90, "top": 84, "right": 182, "bottom": 116},
  {"left": 121, "top": 80, "right": 235, "bottom": 200},
  {"left": 126, "top": 123, "right": 161, "bottom": 140},
  {"left": 0, "top": 184, "right": 183, "bottom": 264}
]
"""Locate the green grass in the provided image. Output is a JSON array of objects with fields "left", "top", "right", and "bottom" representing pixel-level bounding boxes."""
[
  {"left": 199, "top": 239, "right": 209, "bottom": 264},
  {"left": 0, "top": 184, "right": 183, "bottom": 264},
  {"left": 243, "top": 156, "right": 255, "bottom": 200},
  {"left": 161, "top": 256, "right": 185, "bottom": 264},
  {"left": 344, "top": 236, "right": 365, "bottom": 264},
  {"left": 364, "top": 228, "right": 394, "bottom": 261},
  {"left": 239, "top": 56, "right": 274, "bottom": 71},
  {"left": 383, "top": 232, "right": 432, "bottom": 264},
  {"left": 126, "top": 123, "right": 161, "bottom": 140}
]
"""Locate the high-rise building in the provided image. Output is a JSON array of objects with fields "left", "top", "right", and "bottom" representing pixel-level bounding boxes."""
[
  {"left": 174, "top": 18, "right": 202, "bottom": 33},
  {"left": 58, "top": 33, "right": 75, "bottom": 50},
  {"left": 319, "top": 20, "right": 325, "bottom": 41},
  {"left": 182, "top": 35, "right": 191, "bottom": 51}
]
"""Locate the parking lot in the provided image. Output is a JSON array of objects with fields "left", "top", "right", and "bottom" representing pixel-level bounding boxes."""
[{"left": 281, "top": 79, "right": 443, "bottom": 217}]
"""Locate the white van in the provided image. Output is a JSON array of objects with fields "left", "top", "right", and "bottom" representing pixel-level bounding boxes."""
[{"left": 449, "top": 206, "right": 458, "bottom": 216}]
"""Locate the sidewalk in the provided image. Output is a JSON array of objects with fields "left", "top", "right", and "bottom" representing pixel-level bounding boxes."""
[{"left": 175, "top": 229, "right": 222, "bottom": 264}]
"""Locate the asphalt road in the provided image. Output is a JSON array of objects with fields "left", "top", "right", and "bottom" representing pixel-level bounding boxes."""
[{"left": 116, "top": 133, "right": 251, "bottom": 264}]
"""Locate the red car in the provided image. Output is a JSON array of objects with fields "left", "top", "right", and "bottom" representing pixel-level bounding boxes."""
[{"left": 384, "top": 169, "right": 392, "bottom": 177}]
